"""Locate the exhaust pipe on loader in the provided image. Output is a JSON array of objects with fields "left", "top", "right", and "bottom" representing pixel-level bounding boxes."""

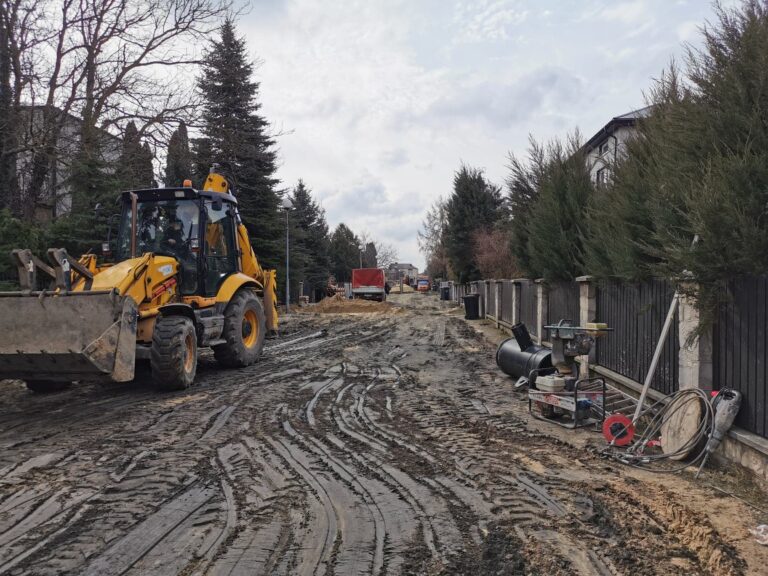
[{"left": 0, "top": 290, "right": 138, "bottom": 383}]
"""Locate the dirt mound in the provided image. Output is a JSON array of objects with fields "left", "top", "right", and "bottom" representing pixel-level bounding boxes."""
[
  {"left": 302, "top": 294, "right": 400, "bottom": 314},
  {"left": 388, "top": 284, "right": 414, "bottom": 293}
]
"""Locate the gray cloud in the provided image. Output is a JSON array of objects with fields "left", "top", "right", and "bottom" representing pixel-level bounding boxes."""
[
  {"left": 242, "top": 0, "right": 728, "bottom": 268},
  {"left": 428, "top": 67, "right": 585, "bottom": 128}
]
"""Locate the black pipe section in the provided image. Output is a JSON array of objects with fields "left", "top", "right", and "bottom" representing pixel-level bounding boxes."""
[
  {"left": 511, "top": 322, "right": 534, "bottom": 351},
  {"left": 496, "top": 323, "right": 553, "bottom": 379}
]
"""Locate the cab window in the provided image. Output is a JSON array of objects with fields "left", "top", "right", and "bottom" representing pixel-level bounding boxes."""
[{"left": 204, "top": 200, "right": 238, "bottom": 296}]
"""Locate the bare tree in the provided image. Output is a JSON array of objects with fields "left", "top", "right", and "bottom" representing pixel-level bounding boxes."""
[
  {"left": 4, "top": 0, "right": 232, "bottom": 219},
  {"left": 472, "top": 228, "right": 518, "bottom": 279},
  {"left": 358, "top": 230, "right": 399, "bottom": 269},
  {"left": 375, "top": 241, "right": 398, "bottom": 269}
]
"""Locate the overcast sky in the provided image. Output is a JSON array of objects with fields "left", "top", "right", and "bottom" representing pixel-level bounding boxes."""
[{"left": 241, "top": 0, "right": 732, "bottom": 270}]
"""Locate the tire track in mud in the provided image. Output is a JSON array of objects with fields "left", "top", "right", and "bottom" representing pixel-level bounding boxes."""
[
  {"left": 0, "top": 317, "right": 377, "bottom": 576},
  {"left": 0, "top": 305, "right": 751, "bottom": 576}
]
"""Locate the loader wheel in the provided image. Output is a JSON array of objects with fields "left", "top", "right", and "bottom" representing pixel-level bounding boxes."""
[
  {"left": 150, "top": 315, "right": 197, "bottom": 391},
  {"left": 25, "top": 380, "right": 70, "bottom": 394},
  {"left": 214, "top": 289, "right": 266, "bottom": 368}
]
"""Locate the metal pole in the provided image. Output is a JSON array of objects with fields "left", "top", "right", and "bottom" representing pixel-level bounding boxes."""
[
  {"left": 631, "top": 236, "right": 699, "bottom": 425},
  {"left": 631, "top": 292, "right": 679, "bottom": 423},
  {"left": 285, "top": 209, "right": 290, "bottom": 313}
]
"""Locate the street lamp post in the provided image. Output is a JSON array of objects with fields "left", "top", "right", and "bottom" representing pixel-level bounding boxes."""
[{"left": 282, "top": 197, "right": 293, "bottom": 313}]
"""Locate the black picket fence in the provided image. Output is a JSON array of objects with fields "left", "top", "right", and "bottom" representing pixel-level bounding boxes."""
[
  {"left": 595, "top": 279, "right": 679, "bottom": 396},
  {"left": 546, "top": 281, "right": 580, "bottom": 327},
  {"left": 714, "top": 275, "right": 768, "bottom": 438}
]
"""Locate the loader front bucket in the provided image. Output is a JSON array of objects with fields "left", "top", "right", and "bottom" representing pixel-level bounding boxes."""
[{"left": 0, "top": 291, "right": 138, "bottom": 383}]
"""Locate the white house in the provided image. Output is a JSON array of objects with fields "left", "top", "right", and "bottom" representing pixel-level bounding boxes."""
[
  {"left": 15, "top": 106, "right": 122, "bottom": 221},
  {"left": 583, "top": 106, "right": 652, "bottom": 186},
  {"left": 386, "top": 262, "right": 418, "bottom": 284}
]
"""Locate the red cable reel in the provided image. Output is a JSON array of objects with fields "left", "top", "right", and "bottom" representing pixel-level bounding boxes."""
[{"left": 602, "top": 413, "right": 635, "bottom": 446}]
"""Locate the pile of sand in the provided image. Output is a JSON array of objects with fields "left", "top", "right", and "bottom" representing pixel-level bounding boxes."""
[
  {"left": 388, "top": 284, "right": 414, "bottom": 294},
  {"left": 301, "top": 294, "right": 400, "bottom": 314}
]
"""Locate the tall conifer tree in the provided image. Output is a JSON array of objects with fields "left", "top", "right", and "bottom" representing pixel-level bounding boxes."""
[
  {"left": 197, "top": 19, "right": 281, "bottom": 267},
  {"left": 291, "top": 179, "right": 330, "bottom": 295},
  {"left": 443, "top": 166, "right": 502, "bottom": 282},
  {"left": 165, "top": 121, "right": 192, "bottom": 186},
  {"left": 329, "top": 223, "right": 360, "bottom": 283}
]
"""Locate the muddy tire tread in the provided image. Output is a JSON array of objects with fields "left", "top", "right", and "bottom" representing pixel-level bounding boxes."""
[
  {"left": 213, "top": 289, "right": 266, "bottom": 368},
  {"left": 150, "top": 315, "right": 196, "bottom": 390}
]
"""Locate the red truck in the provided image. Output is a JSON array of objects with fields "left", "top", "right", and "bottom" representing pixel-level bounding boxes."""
[{"left": 351, "top": 268, "right": 387, "bottom": 302}]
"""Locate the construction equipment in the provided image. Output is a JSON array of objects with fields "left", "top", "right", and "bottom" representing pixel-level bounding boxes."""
[
  {"left": 695, "top": 388, "right": 742, "bottom": 477},
  {"left": 526, "top": 320, "right": 610, "bottom": 429},
  {"left": 0, "top": 172, "right": 278, "bottom": 392}
]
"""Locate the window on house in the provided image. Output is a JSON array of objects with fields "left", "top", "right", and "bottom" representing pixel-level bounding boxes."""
[
  {"left": 599, "top": 141, "right": 610, "bottom": 156},
  {"left": 596, "top": 167, "right": 608, "bottom": 186}
]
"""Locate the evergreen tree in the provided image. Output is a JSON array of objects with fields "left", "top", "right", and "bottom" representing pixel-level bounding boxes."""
[
  {"left": 116, "top": 121, "right": 154, "bottom": 188},
  {"left": 525, "top": 134, "right": 593, "bottom": 281},
  {"left": 191, "top": 137, "right": 213, "bottom": 188},
  {"left": 198, "top": 19, "right": 281, "bottom": 268},
  {"left": 329, "top": 223, "right": 360, "bottom": 283},
  {"left": 362, "top": 242, "right": 377, "bottom": 268},
  {"left": 290, "top": 179, "right": 331, "bottom": 296},
  {"left": 443, "top": 165, "right": 502, "bottom": 282},
  {"left": 506, "top": 138, "right": 545, "bottom": 277},
  {"left": 165, "top": 121, "right": 192, "bottom": 186},
  {"left": 584, "top": 1, "right": 768, "bottom": 317}
]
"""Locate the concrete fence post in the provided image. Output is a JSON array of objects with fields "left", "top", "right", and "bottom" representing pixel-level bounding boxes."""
[
  {"left": 678, "top": 285, "right": 713, "bottom": 390},
  {"left": 511, "top": 280, "right": 520, "bottom": 325},
  {"left": 494, "top": 280, "right": 502, "bottom": 328},
  {"left": 535, "top": 279, "right": 548, "bottom": 345},
  {"left": 577, "top": 275, "right": 597, "bottom": 375}
]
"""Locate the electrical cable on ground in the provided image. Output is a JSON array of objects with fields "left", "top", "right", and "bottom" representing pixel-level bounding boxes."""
[{"left": 602, "top": 388, "right": 718, "bottom": 473}]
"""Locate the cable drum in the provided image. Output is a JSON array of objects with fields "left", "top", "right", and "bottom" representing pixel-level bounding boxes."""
[
  {"left": 660, "top": 391, "right": 705, "bottom": 460},
  {"left": 604, "top": 388, "right": 716, "bottom": 473}
]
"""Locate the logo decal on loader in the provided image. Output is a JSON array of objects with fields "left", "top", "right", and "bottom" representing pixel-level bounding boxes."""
[{"left": 158, "top": 264, "right": 173, "bottom": 277}]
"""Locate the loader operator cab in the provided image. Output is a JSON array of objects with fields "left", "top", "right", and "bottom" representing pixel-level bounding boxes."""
[{"left": 115, "top": 189, "right": 239, "bottom": 296}]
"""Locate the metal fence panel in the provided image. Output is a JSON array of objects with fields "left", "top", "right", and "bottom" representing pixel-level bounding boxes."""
[
  {"left": 499, "top": 281, "right": 515, "bottom": 325},
  {"left": 714, "top": 276, "right": 768, "bottom": 438},
  {"left": 596, "top": 279, "right": 678, "bottom": 395},
  {"left": 546, "top": 282, "right": 580, "bottom": 326},
  {"left": 486, "top": 281, "right": 497, "bottom": 319},
  {"left": 519, "top": 281, "right": 537, "bottom": 337}
]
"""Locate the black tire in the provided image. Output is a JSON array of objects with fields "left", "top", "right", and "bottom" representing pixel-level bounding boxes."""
[
  {"left": 150, "top": 315, "right": 197, "bottom": 391},
  {"left": 25, "top": 380, "right": 70, "bottom": 394},
  {"left": 213, "top": 289, "right": 266, "bottom": 368}
]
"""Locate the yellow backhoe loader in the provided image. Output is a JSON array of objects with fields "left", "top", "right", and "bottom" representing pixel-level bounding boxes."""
[{"left": 0, "top": 172, "right": 278, "bottom": 392}]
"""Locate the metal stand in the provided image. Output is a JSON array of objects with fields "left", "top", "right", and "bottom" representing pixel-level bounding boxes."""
[{"left": 528, "top": 377, "right": 606, "bottom": 429}]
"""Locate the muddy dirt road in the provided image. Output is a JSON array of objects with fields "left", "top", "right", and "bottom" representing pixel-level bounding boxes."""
[{"left": 0, "top": 294, "right": 764, "bottom": 575}]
